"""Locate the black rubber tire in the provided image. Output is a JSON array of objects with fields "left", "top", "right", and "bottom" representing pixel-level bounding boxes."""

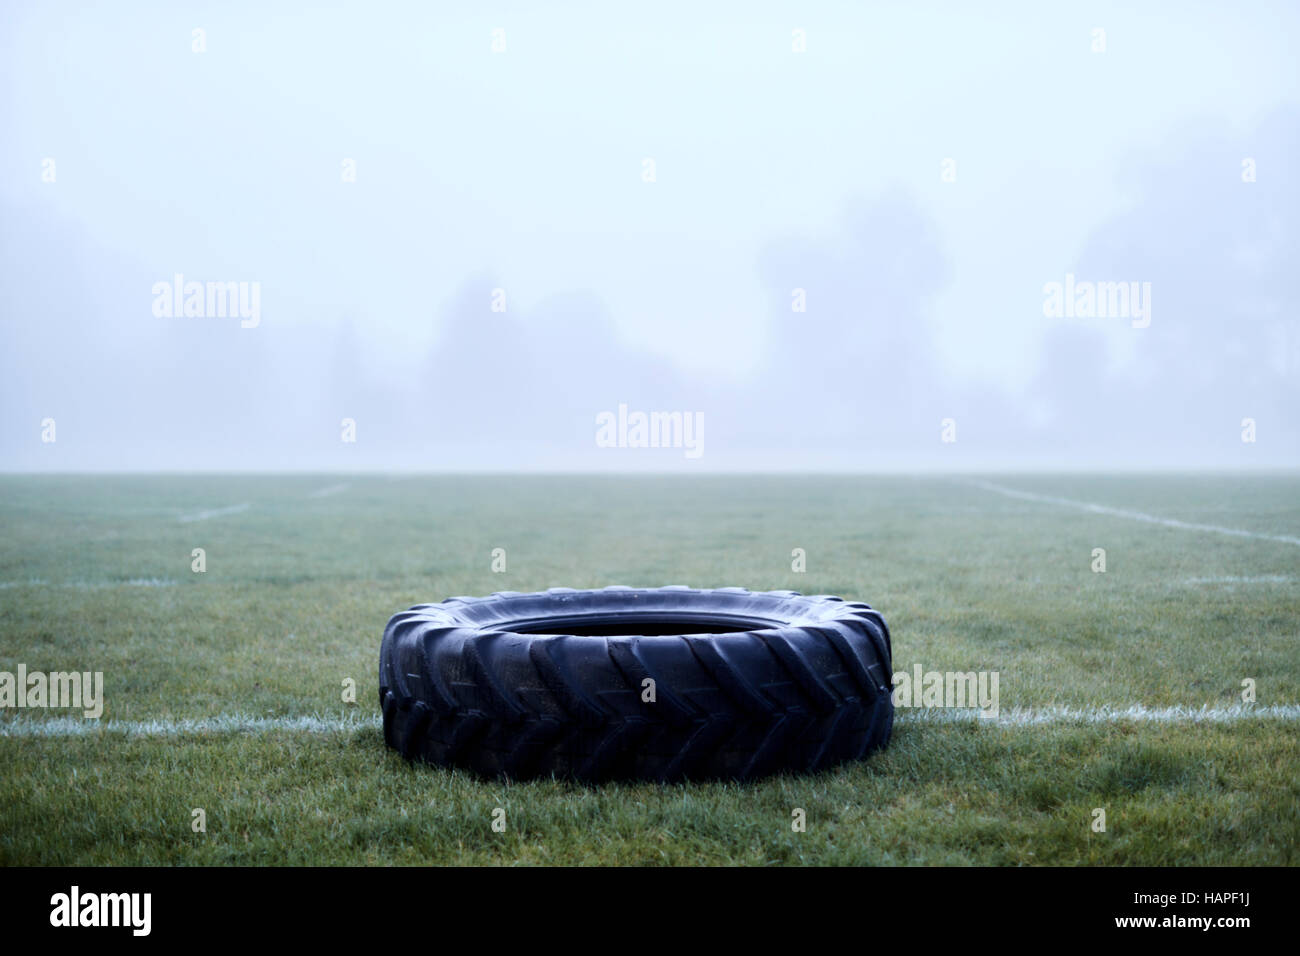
[{"left": 379, "top": 586, "right": 893, "bottom": 782}]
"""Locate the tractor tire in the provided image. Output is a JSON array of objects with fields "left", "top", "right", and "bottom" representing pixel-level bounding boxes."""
[{"left": 379, "top": 586, "right": 893, "bottom": 782}]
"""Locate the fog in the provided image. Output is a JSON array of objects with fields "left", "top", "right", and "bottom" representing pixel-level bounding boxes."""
[{"left": 2, "top": 2, "right": 1296, "bottom": 470}]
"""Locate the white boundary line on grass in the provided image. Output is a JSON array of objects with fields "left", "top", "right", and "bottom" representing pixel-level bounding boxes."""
[
  {"left": 2, "top": 705, "right": 1298, "bottom": 738},
  {"left": 0, "top": 714, "right": 382, "bottom": 738},
  {"left": 895, "top": 704, "right": 1300, "bottom": 726},
  {"left": 969, "top": 479, "right": 1300, "bottom": 547},
  {"left": 178, "top": 502, "right": 251, "bottom": 523},
  {"left": 0, "top": 579, "right": 176, "bottom": 590},
  {"left": 307, "top": 483, "right": 350, "bottom": 499},
  {"left": 1182, "top": 575, "right": 1295, "bottom": 585}
]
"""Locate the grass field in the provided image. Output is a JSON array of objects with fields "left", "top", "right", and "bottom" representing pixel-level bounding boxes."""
[{"left": 1, "top": 473, "right": 1297, "bottom": 865}]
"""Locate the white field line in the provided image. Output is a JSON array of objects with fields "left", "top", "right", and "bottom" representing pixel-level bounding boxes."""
[
  {"left": 307, "top": 483, "right": 350, "bottom": 499},
  {"left": 178, "top": 502, "right": 251, "bottom": 523},
  {"left": 2, "top": 705, "right": 1298, "bottom": 738},
  {"left": 1183, "top": 575, "right": 1295, "bottom": 585},
  {"left": 0, "top": 714, "right": 382, "bottom": 738},
  {"left": 0, "top": 579, "right": 176, "bottom": 590},
  {"left": 969, "top": 479, "right": 1300, "bottom": 547},
  {"left": 894, "top": 704, "right": 1300, "bottom": 726},
  {"left": 65, "top": 578, "right": 175, "bottom": 590}
]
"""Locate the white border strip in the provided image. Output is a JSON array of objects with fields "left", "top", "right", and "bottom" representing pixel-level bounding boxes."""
[
  {"left": 969, "top": 479, "right": 1300, "bottom": 547},
  {"left": 0, "top": 714, "right": 381, "bottom": 738},
  {"left": 2, "top": 705, "right": 1298, "bottom": 738},
  {"left": 307, "top": 483, "right": 350, "bottom": 499},
  {"left": 895, "top": 704, "right": 1300, "bottom": 726},
  {"left": 178, "top": 503, "right": 251, "bottom": 523}
]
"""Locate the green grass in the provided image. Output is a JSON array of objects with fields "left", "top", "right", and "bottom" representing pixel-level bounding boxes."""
[{"left": 1, "top": 474, "right": 1298, "bottom": 865}]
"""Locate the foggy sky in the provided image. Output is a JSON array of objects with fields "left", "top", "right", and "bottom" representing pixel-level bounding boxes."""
[{"left": 1, "top": 2, "right": 1296, "bottom": 470}]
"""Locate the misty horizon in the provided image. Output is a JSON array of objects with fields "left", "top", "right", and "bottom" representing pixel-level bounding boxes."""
[{"left": 2, "top": 3, "right": 1296, "bottom": 471}]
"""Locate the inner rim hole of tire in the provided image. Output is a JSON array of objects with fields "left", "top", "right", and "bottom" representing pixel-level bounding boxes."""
[{"left": 504, "top": 613, "right": 776, "bottom": 637}]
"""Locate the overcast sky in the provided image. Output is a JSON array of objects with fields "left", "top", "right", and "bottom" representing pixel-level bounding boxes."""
[{"left": 1, "top": 1, "right": 1296, "bottom": 470}]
